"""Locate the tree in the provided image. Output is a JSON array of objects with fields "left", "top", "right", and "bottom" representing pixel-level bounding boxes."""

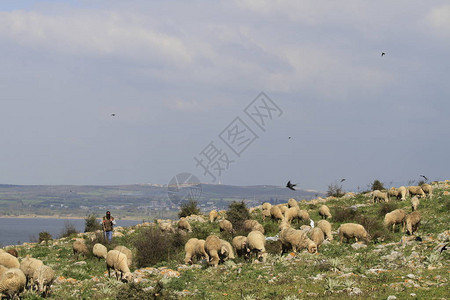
[
  {"left": 178, "top": 200, "right": 200, "bottom": 218},
  {"left": 84, "top": 214, "right": 102, "bottom": 232},
  {"left": 371, "top": 180, "right": 385, "bottom": 191},
  {"left": 226, "top": 201, "right": 251, "bottom": 232}
]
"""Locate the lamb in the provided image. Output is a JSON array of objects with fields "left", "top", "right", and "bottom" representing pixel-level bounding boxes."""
[
  {"left": 209, "top": 210, "right": 218, "bottom": 222},
  {"left": 93, "top": 243, "right": 108, "bottom": 261},
  {"left": 32, "top": 265, "right": 55, "bottom": 297},
  {"left": 19, "top": 255, "right": 43, "bottom": 287},
  {"left": 243, "top": 220, "right": 264, "bottom": 234},
  {"left": 232, "top": 236, "right": 250, "bottom": 259},
  {"left": 105, "top": 250, "right": 133, "bottom": 282},
  {"left": 287, "top": 198, "right": 298, "bottom": 208},
  {"left": 384, "top": 209, "right": 407, "bottom": 232},
  {"left": 397, "top": 186, "right": 407, "bottom": 200},
  {"left": 411, "top": 196, "right": 420, "bottom": 212},
  {"left": 404, "top": 211, "right": 421, "bottom": 235},
  {"left": 0, "top": 268, "right": 26, "bottom": 300},
  {"left": 421, "top": 184, "right": 433, "bottom": 199},
  {"left": 247, "top": 231, "right": 268, "bottom": 262},
  {"left": 408, "top": 186, "right": 426, "bottom": 198},
  {"left": 373, "top": 190, "right": 389, "bottom": 203},
  {"left": 72, "top": 239, "right": 89, "bottom": 260},
  {"left": 337, "top": 223, "right": 371, "bottom": 243},
  {"left": 309, "top": 227, "right": 325, "bottom": 251},
  {"left": 205, "top": 235, "right": 222, "bottom": 267},
  {"left": 270, "top": 206, "right": 284, "bottom": 221},
  {"left": 219, "top": 240, "right": 235, "bottom": 262},
  {"left": 219, "top": 220, "right": 235, "bottom": 234},
  {"left": 318, "top": 205, "right": 332, "bottom": 219},
  {"left": 262, "top": 202, "right": 272, "bottom": 211},
  {"left": 0, "top": 252, "right": 20, "bottom": 269},
  {"left": 177, "top": 218, "right": 192, "bottom": 232},
  {"left": 114, "top": 245, "right": 133, "bottom": 267},
  {"left": 184, "top": 238, "right": 209, "bottom": 264},
  {"left": 279, "top": 227, "right": 317, "bottom": 254},
  {"left": 317, "top": 220, "right": 333, "bottom": 241}
]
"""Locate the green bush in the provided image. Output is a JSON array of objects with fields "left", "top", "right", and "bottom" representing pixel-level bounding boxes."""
[
  {"left": 332, "top": 207, "right": 360, "bottom": 223},
  {"left": 178, "top": 200, "right": 200, "bottom": 218},
  {"left": 59, "top": 221, "right": 78, "bottom": 238},
  {"left": 378, "top": 202, "right": 398, "bottom": 217},
  {"left": 226, "top": 201, "right": 251, "bottom": 232},
  {"left": 371, "top": 180, "right": 385, "bottom": 191},
  {"left": 38, "top": 232, "right": 52, "bottom": 245},
  {"left": 84, "top": 214, "right": 102, "bottom": 233}
]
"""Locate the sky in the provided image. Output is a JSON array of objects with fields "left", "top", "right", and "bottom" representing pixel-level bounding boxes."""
[{"left": 0, "top": 0, "right": 449, "bottom": 192}]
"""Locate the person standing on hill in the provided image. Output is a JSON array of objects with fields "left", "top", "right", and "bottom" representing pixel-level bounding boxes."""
[{"left": 102, "top": 211, "right": 115, "bottom": 243}]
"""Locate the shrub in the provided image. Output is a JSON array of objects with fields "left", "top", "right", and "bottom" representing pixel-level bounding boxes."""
[
  {"left": 115, "top": 282, "right": 156, "bottom": 300},
  {"left": 332, "top": 207, "right": 360, "bottom": 223},
  {"left": 178, "top": 200, "right": 200, "bottom": 218},
  {"left": 59, "top": 221, "right": 78, "bottom": 238},
  {"left": 378, "top": 202, "right": 398, "bottom": 217},
  {"left": 38, "top": 232, "right": 52, "bottom": 245},
  {"left": 226, "top": 201, "right": 251, "bottom": 232},
  {"left": 326, "top": 183, "right": 345, "bottom": 197},
  {"left": 84, "top": 214, "right": 102, "bottom": 233},
  {"left": 371, "top": 180, "right": 385, "bottom": 191},
  {"left": 357, "top": 215, "right": 393, "bottom": 242}
]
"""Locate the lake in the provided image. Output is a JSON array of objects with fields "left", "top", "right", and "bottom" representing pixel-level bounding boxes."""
[{"left": 0, "top": 218, "right": 142, "bottom": 246}]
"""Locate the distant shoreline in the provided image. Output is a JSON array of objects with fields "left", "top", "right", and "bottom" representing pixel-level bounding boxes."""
[{"left": 0, "top": 214, "right": 147, "bottom": 221}]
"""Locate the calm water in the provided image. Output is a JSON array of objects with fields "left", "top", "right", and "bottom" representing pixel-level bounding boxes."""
[{"left": 0, "top": 218, "right": 141, "bottom": 246}]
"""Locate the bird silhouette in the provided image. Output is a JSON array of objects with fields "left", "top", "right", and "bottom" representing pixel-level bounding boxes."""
[
  {"left": 288, "top": 136, "right": 291, "bottom": 139},
  {"left": 340, "top": 178, "right": 346, "bottom": 183},
  {"left": 420, "top": 175, "right": 428, "bottom": 181},
  {"left": 286, "top": 181, "right": 297, "bottom": 191},
  {"left": 111, "top": 113, "right": 116, "bottom": 117},
  {"left": 381, "top": 52, "right": 386, "bottom": 56}
]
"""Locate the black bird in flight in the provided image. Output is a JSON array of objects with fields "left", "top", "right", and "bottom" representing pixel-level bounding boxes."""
[
  {"left": 381, "top": 52, "right": 386, "bottom": 56},
  {"left": 286, "top": 181, "right": 297, "bottom": 191},
  {"left": 340, "top": 178, "right": 346, "bottom": 183},
  {"left": 111, "top": 113, "right": 116, "bottom": 117},
  {"left": 288, "top": 136, "right": 291, "bottom": 139},
  {"left": 420, "top": 175, "right": 428, "bottom": 181}
]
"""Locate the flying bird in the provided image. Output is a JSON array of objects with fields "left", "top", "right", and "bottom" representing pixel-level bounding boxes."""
[
  {"left": 381, "top": 52, "right": 386, "bottom": 56},
  {"left": 288, "top": 136, "right": 291, "bottom": 139},
  {"left": 420, "top": 175, "right": 428, "bottom": 181},
  {"left": 340, "top": 178, "right": 346, "bottom": 183},
  {"left": 111, "top": 113, "right": 116, "bottom": 117},
  {"left": 286, "top": 180, "right": 297, "bottom": 191}
]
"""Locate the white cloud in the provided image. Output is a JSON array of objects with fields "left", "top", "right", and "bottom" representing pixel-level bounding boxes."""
[{"left": 426, "top": 5, "right": 450, "bottom": 37}]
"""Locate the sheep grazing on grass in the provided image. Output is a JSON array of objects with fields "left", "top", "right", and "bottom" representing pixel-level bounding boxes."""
[
  {"left": 5, "top": 249, "right": 18, "bottom": 258},
  {"left": 205, "top": 235, "right": 222, "bottom": 267},
  {"left": 298, "top": 209, "right": 310, "bottom": 223},
  {"left": 33, "top": 265, "right": 55, "bottom": 297},
  {"left": 299, "top": 225, "right": 312, "bottom": 234},
  {"left": 184, "top": 238, "right": 208, "bottom": 264},
  {"left": 219, "top": 240, "right": 235, "bottom": 262},
  {"left": 159, "top": 221, "right": 175, "bottom": 233},
  {"left": 421, "top": 184, "right": 433, "bottom": 199},
  {"left": 284, "top": 207, "right": 301, "bottom": 224},
  {"left": 277, "top": 204, "right": 288, "bottom": 215},
  {"left": 404, "top": 211, "right": 421, "bottom": 235},
  {"left": 317, "top": 220, "right": 333, "bottom": 241},
  {"left": 247, "top": 231, "right": 267, "bottom": 262},
  {"left": 177, "top": 218, "right": 192, "bottom": 232},
  {"left": 387, "top": 187, "right": 399, "bottom": 200},
  {"left": 411, "top": 196, "right": 420, "bottom": 212},
  {"left": 106, "top": 250, "right": 132, "bottom": 282},
  {"left": 373, "top": 190, "right": 389, "bottom": 203},
  {"left": 384, "top": 209, "right": 407, "bottom": 232},
  {"left": 279, "top": 227, "right": 317, "bottom": 255},
  {"left": 0, "top": 252, "right": 20, "bottom": 269},
  {"left": 219, "top": 220, "right": 235, "bottom": 234},
  {"left": 318, "top": 205, "right": 332, "bottom": 219},
  {"left": 0, "top": 268, "right": 26, "bottom": 300},
  {"left": 262, "top": 209, "right": 271, "bottom": 221},
  {"left": 243, "top": 220, "right": 264, "bottom": 234},
  {"left": 232, "top": 236, "right": 250, "bottom": 259},
  {"left": 279, "top": 219, "right": 291, "bottom": 231},
  {"left": 93, "top": 243, "right": 107, "bottom": 261},
  {"left": 262, "top": 202, "right": 272, "bottom": 211},
  {"left": 209, "top": 210, "right": 218, "bottom": 223},
  {"left": 72, "top": 239, "right": 89, "bottom": 260},
  {"left": 310, "top": 227, "right": 325, "bottom": 251},
  {"left": 270, "top": 206, "right": 284, "bottom": 221},
  {"left": 397, "top": 186, "right": 407, "bottom": 200},
  {"left": 114, "top": 246, "right": 133, "bottom": 267},
  {"left": 338, "top": 223, "right": 371, "bottom": 244},
  {"left": 287, "top": 198, "right": 298, "bottom": 208},
  {"left": 408, "top": 186, "right": 425, "bottom": 198},
  {"left": 19, "top": 255, "right": 43, "bottom": 288}
]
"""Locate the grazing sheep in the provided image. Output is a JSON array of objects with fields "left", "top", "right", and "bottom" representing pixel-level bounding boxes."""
[
  {"left": 177, "top": 218, "right": 192, "bottom": 232},
  {"left": 205, "top": 235, "right": 222, "bottom": 267},
  {"left": 404, "top": 211, "right": 421, "bottom": 235},
  {"left": 209, "top": 210, "right": 218, "bottom": 223},
  {"left": 298, "top": 209, "right": 310, "bottom": 222},
  {"left": 408, "top": 186, "right": 426, "bottom": 198},
  {"left": 5, "top": 249, "right": 18, "bottom": 258},
  {"left": 159, "top": 221, "right": 175, "bottom": 233},
  {"left": 384, "top": 209, "right": 407, "bottom": 232},
  {"left": 310, "top": 227, "right": 325, "bottom": 251},
  {"left": 421, "top": 184, "right": 433, "bottom": 199},
  {"left": 232, "top": 236, "right": 250, "bottom": 259},
  {"left": 411, "top": 196, "right": 420, "bottom": 212},
  {"left": 373, "top": 190, "right": 389, "bottom": 203},
  {"left": 279, "top": 227, "right": 317, "bottom": 254},
  {"left": 397, "top": 186, "right": 407, "bottom": 200},
  {"left": 299, "top": 225, "right": 312, "bottom": 234},
  {"left": 277, "top": 204, "right": 288, "bottom": 215},
  {"left": 114, "top": 246, "right": 133, "bottom": 267},
  {"left": 262, "top": 202, "right": 272, "bottom": 211},
  {"left": 318, "top": 205, "right": 332, "bottom": 219},
  {"left": 33, "top": 265, "right": 55, "bottom": 297},
  {"left": 317, "top": 220, "right": 333, "bottom": 241},
  {"left": 247, "top": 231, "right": 267, "bottom": 262},
  {"left": 0, "top": 268, "right": 26, "bottom": 300},
  {"left": 279, "top": 219, "right": 291, "bottom": 231},
  {"left": 19, "top": 255, "right": 43, "bottom": 287},
  {"left": 0, "top": 252, "right": 20, "bottom": 269},
  {"left": 243, "top": 220, "right": 264, "bottom": 234},
  {"left": 184, "top": 238, "right": 209, "bottom": 264},
  {"left": 72, "top": 239, "right": 89, "bottom": 260},
  {"left": 93, "top": 243, "right": 108, "bottom": 261},
  {"left": 105, "top": 250, "right": 133, "bottom": 282},
  {"left": 284, "top": 207, "right": 301, "bottom": 224},
  {"left": 262, "top": 209, "right": 271, "bottom": 221},
  {"left": 270, "top": 206, "right": 284, "bottom": 221},
  {"left": 219, "top": 240, "right": 235, "bottom": 262},
  {"left": 219, "top": 220, "right": 235, "bottom": 234},
  {"left": 287, "top": 198, "right": 299, "bottom": 208},
  {"left": 387, "top": 187, "right": 399, "bottom": 200},
  {"left": 338, "top": 223, "right": 371, "bottom": 243}
]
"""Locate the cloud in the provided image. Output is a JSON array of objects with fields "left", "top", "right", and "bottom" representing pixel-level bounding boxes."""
[{"left": 425, "top": 5, "right": 450, "bottom": 37}]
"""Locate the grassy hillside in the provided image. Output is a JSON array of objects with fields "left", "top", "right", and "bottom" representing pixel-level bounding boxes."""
[{"left": 2, "top": 182, "right": 449, "bottom": 299}]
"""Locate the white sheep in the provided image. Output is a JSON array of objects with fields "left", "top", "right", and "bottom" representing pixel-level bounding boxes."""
[
  {"left": 243, "top": 220, "right": 264, "bottom": 234},
  {"left": 0, "top": 252, "right": 20, "bottom": 269},
  {"left": 177, "top": 218, "right": 192, "bottom": 232},
  {"left": 287, "top": 198, "right": 299, "bottom": 208},
  {"left": 247, "top": 231, "right": 267, "bottom": 262},
  {"left": 184, "top": 238, "right": 208, "bottom": 264},
  {"left": 411, "top": 196, "right": 420, "bottom": 212},
  {"left": 397, "top": 186, "right": 407, "bottom": 200},
  {"left": 337, "top": 223, "right": 371, "bottom": 243},
  {"left": 318, "top": 205, "right": 332, "bottom": 219},
  {"left": 209, "top": 210, "right": 218, "bottom": 222},
  {"left": 298, "top": 209, "right": 310, "bottom": 222},
  {"left": 279, "top": 219, "right": 291, "bottom": 231},
  {"left": 277, "top": 204, "right": 288, "bottom": 215},
  {"left": 105, "top": 250, "right": 133, "bottom": 282},
  {"left": 387, "top": 187, "right": 399, "bottom": 200},
  {"left": 219, "top": 240, "right": 235, "bottom": 262},
  {"left": 72, "top": 239, "right": 89, "bottom": 260},
  {"left": 0, "top": 268, "right": 26, "bottom": 299},
  {"left": 205, "top": 235, "right": 221, "bottom": 267},
  {"left": 373, "top": 190, "right": 389, "bottom": 203},
  {"left": 299, "top": 225, "right": 312, "bottom": 234},
  {"left": 284, "top": 207, "right": 301, "bottom": 224},
  {"left": 408, "top": 186, "right": 426, "bottom": 198},
  {"left": 317, "top": 220, "right": 333, "bottom": 241},
  {"left": 159, "top": 221, "right": 175, "bottom": 233},
  {"left": 270, "top": 206, "right": 284, "bottom": 221},
  {"left": 261, "top": 209, "right": 271, "bottom": 221},
  {"left": 309, "top": 227, "right": 325, "bottom": 251},
  {"left": 262, "top": 202, "right": 272, "bottom": 211},
  {"left": 384, "top": 209, "right": 407, "bottom": 232},
  {"left": 32, "top": 265, "right": 55, "bottom": 297},
  {"left": 93, "top": 243, "right": 108, "bottom": 261},
  {"left": 279, "top": 227, "right": 317, "bottom": 254},
  {"left": 232, "top": 236, "right": 250, "bottom": 259},
  {"left": 219, "top": 220, "right": 235, "bottom": 234},
  {"left": 19, "top": 255, "right": 43, "bottom": 288},
  {"left": 404, "top": 211, "right": 421, "bottom": 235},
  {"left": 0, "top": 265, "right": 8, "bottom": 278},
  {"left": 421, "top": 184, "right": 433, "bottom": 199},
  {"left": 114, "top": 245, "right": 133, "bottom": 267}
]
